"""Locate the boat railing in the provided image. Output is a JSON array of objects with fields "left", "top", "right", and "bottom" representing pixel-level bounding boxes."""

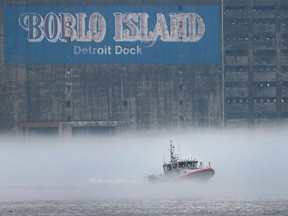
[{"left": 163, "top": 160, "right": 212, "bottom": 172}]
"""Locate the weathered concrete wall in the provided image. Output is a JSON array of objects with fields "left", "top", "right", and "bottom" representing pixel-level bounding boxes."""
[
  {"left": 0, "top": 0, "right": 224, "bottom": 133},
  {"left": 224, "top": 0, "right": 288, "bottom": 126}
]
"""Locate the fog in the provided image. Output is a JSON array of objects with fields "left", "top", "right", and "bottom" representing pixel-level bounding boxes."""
[{"left": 0, "top": 127, "right": 288, "bottom": 201}]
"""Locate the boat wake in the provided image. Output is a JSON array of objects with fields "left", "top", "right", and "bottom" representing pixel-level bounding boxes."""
[{"left": 89, "top": 177, "right": 140, "bottom": 185}]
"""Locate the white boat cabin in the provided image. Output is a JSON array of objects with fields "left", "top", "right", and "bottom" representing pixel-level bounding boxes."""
[{"left": 163, "top": 160, "right": 200, "bottom": 172}]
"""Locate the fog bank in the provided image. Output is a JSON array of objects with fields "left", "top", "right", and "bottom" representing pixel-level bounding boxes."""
[{"left": 0, "top": 128, "right": 288, "bottom": 200}]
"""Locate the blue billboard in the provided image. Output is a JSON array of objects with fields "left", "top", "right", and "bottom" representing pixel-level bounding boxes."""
[{"left": 4, "top": 5, "right": 220, "bottom": 64}]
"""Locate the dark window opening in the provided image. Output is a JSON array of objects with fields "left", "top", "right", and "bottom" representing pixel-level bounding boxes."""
[
  {"left": 226, "top": 113, "right": 248, "bottom": 119},
  {"left": 254, "top": 113, "right": 277, "bottom": 118},
  {"left": 282, "top": 34, "right": 288, "bottom": 40},
  {"left": 254, "top": 81, "right": 276, "bottom": 87},
  {"left": 66, "top": 84, "right": 72, "bottom": 91},
  {"left": 253, "top": 18, "right": 275, "bottom": 25},
  {"left": 281, "top": 50, "right": 288, "bottom": 56},
  {"left": 180, "top": 116, "right": 184, "bottom": 121},
  {"left": 281, "top": 19, "right": 288, "bottom": 24},
  {"left": 254, "top": 97, "right": 277, "bottom": 103},
  {"left": 225, "top": 66, "right": 249, "bottom": 72},
  {"left": 282, "top": 81, "right": 288, "bottom": 87},
  {"left": 282, "top": 66, "right": 288, "bottom": 72},
  {"left": 226, "top": 98, "right": 248, "bottom": 104},
  {"left": 282, "top": 113, "right": 288, "bottom": 118},
  {"left": 253, "top": 66, "right": 277, "bottom": 72},
  {"left": 225, "top": 50, "right": 247, "bottom": 56},
  {"left": 225, "top": 5, "right": 247, "bottom": 11},
  {"left": 225, "top": 82, "right": 248, "bottom": 88},
  {"left": 280, "top": 5, "right": 288, "bottom": 10},
  {"left": 225, "top": 18, "right": 248, "bottom": 25},
  {"left": 252, "top": 5, "right": 275, "bottom": 11},
  {"left": 253, "top": 34, "right": 275, "bottom": 41},
  {"left": 66, "top": 101, "right": 71, "bottom": 108},
  {"left": 123, "top": 100, "right": 128, "bottom": 107},
  {"left": 225, "top": 34, "right": 249, "bottom": 41},
  {"left": 253, "top": 50, "right": 276, "bottom": 56}
]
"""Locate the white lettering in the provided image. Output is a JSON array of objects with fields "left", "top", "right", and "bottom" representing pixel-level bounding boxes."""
[
  {"left": 19, "top": 11, "right": 205, "bottom": 44},
  {"left": 74, "top": 45, "right": 112, "bottom": 55},
  {"left": 19, "top": 12, "right": 106, "bottom": 43},
  {"left": 115, "top": 45, "right": 142, "bottom": 55},
  {"left": 113, "top": 12, "right": 205, "bottom": 45}
]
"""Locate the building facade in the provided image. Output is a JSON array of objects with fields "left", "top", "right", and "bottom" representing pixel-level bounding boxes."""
[
  {"left": 1, "top": 0, "right": 287, "bottom": 135},
  {"left": 224, "top": 0, "right": 288, "bottom": 126}
]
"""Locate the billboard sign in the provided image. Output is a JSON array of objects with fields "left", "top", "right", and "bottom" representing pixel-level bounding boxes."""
[{"left": 4, "top": 5, "right": 220, "bottom": 64}]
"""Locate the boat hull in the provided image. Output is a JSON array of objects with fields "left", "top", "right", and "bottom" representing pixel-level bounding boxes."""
[
  {"left": 173, "top": 168, "right": 215, "bottom": 181},
  {"left": 145, "top": 168, "right": 215, "bottom": 183}
]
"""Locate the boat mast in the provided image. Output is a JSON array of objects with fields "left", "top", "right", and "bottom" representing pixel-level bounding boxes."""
[{"left": 169, "top": 140, "right": 177, "bottom": 163}]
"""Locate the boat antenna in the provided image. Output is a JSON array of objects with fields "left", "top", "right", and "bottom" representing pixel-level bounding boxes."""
[
  {"left": 177, "top": 140, "right": 181, "bottom": 159},
  {"left": 169, "top": 140, "right": 177, "bottom": 163}
]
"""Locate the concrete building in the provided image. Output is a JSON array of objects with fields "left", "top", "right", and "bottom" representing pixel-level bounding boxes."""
[
  {"left": 224, "top": 0, "right": 288, "bottom": 126},
  {"left": 1, "top": 0, "right": 287, "bottom": 136}
]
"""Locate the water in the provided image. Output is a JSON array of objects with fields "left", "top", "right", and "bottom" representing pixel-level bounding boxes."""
[{"left": 1, "top": 199, "right": 288, "bottom": 216}]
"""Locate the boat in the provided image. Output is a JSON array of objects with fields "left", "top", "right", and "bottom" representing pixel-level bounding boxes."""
[{"left": 145, "top": 140, "right": 215, "bottom": 183}]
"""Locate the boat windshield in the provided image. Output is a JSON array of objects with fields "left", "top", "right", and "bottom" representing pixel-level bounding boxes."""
[
  {"left": 163, "top": 160, "right": 198, "bottom": 172},
  {"left": 187, "top": 161, "right": 198, "bottom": 168},
  {"left": 163, "top": 164, "right": 172, "bottom": 171}
]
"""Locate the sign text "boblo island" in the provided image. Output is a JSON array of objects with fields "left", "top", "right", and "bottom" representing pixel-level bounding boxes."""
[{"left": 19, "top": 12, "right": 205, "bottom": 44}]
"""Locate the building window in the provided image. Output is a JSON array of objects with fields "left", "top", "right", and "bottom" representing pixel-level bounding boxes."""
[
  {"left": 253, "top": 65, "right": 276, "bottom": 72},
  {"left": 225, "top": 82, "right": 248, "bottom": 88},
  {"left": 281, "top": 81, "right": 288, "bottom": 87},
  {"left": 253, "top": 50, "right": 276, "bottom": 56},
  {"left": 254, "top": 81, "right": 276, "bottom": 87},
  {"left": 254, "top": 97, "right": 277, "bottom": 103},
  {"left": 226, "top": 98, "right": 248, "bottom": 104},
  {"left": 252, "top": 5, "right": 275, "bottom": 11},
  {"left": 281, "top": 50, "right": 288, "bottom": 56},
  {"left": 225, "top": 5, "right": 247, "bottom": 12},
  {"left": 225, "top": 18, "right": 248, "bottom": 25},
  {"left": 66, "top": 84, "right": 72, "bottom": 92},
  {"left": 225, "top": 34, "right": 249, "bottom": 41},
  {"left": 123, "top": 100, "right": 128, "bottom": 107},
  {"left": 280, "top": 5, "right": 288, "bottom": 10},
  {"left": 253, "top": 34, "right": 275, "bottom": 41},
  {"left": 253, "top": 18, "right": 275, "bottom": 25},
  {"left": 180, "top": 116, "right": 184, "bottom": 121},
  {"left": 178, "top": 84, "right": 183, "bottom": 90},
  {"left": 281, "top": 34, "right": 288, "bottom": 40},
  {"left": 225, "top": 66, "right": 249, "bottom": 72},
  {"left": 226, "top": 113, "right": 248, "bottom": 119},
  {"left": 66, "top": 101, "right": 71, "bottom": 108},
  {"left": 254, "top": 113, "right": 277, "bottom": 119},
  {"left": 225, "top": 50, "right": 247, "bottom": 56},
  {"left": 281, "top": 19, "right": 288, "bottom": 25},
  {"left": 282, "top": 66, "right": 288, "bottom": 72}
]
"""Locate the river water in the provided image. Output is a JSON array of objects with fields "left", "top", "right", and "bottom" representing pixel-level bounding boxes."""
[{"left": 1, "top": 199, "right": 288, "bottom": 216}]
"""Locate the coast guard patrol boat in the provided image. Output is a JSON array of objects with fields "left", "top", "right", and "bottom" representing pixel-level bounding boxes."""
[{"left": 145, "top": 140, "right": 215, "bottom": 183}]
